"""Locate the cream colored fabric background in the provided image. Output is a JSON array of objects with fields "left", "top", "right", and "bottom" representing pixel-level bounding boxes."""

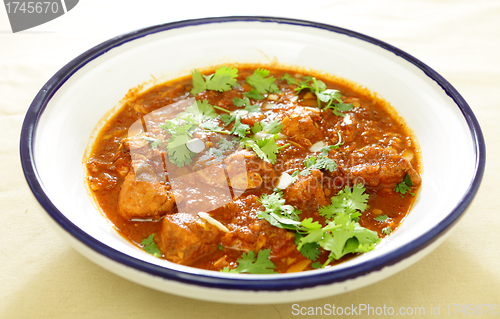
[{"left": 1, "top": 1, "right": 499, "bottom": 318}]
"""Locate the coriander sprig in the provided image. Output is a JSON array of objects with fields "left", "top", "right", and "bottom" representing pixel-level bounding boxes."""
[
  {"left": 244, "top": 68, "right": 281, "bottom": 100},
  {"left": 295, "top": 76, "right": 353, "bottom": 116},
  {"left": 394, "top": 173, "right": 415, "bottom": 198},
  {"left": 256, "top": 184, "right": 380, "bottom": 268},
  {"left": 141, "top": 234, "right": 162, "bottom": 258},
  {"left": 191, "top": 66, "right": 239, "bottom": 95},
  {"left": 221, "top": 249, "right": 277, "bottom": 274}
]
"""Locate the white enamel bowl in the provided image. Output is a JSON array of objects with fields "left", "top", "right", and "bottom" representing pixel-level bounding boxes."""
[{"left": 20, "top": 17, "right": 485, "bottom": 304}]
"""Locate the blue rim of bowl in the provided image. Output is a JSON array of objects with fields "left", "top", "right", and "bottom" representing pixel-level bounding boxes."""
[{"left": 20, "top": 16, "right": 485, "bottom": 292}]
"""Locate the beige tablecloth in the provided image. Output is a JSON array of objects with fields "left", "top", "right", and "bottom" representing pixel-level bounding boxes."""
[{"left": 1, "top": 1, "right": 499, "bottom": 318}]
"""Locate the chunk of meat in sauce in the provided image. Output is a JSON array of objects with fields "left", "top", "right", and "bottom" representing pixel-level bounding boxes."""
[
  {"left": 281, "top": 106, "right": 324, "bottom": 148},
  {"left": 215, "top": 195, "right": 296, "bottom": 259},
  {"left": 157, "top": 213, "right": 221, "bottom": 265},
  {"left": 331, "top": 145, "right": 421, "bottom": 187},
  {"left": 118, "top": 168, "right": 177, "bottom": 220},
  {"left": 225, "top": 149, "right": 275, "bottom": 189},
  {"left": 193, "top": 149, "right": 275, "bottom": 190},
  {"left": 284, "top": 169, "right": 328, "bottom": 212}
]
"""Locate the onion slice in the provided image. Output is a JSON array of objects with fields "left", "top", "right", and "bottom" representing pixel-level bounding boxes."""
[
  {"left": 309, "top": 141, "right": 327, "bottom": 152},
  {"left": 198, "top": 212, "right": 229, "bottom": 233},
  {"left": 276, "top": 172, "right": 293, "bottom": 189}
]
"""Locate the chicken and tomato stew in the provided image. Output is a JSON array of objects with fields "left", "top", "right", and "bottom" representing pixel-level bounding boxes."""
[{"left": 86, "top": 65, "right": 421, "bottom": 274}]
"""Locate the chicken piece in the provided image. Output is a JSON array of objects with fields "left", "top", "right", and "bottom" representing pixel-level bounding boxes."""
[
  {"left": 216, "top": 195, "right": 296, "bottom": 259},
  {"left": 118, "top": 168, "right": 177, "bottom": 220},
  {"left": 193, "top": 149, "right": 274, "bottom": 190},
  {"left": 281, "top": 106, "right": 324, "bottom": 148},
  {"left": 225, "top": 149, "right": 268, "bottom": 189},
  {"left": 158, "top": 213, "right": 221, "bottom": 265},
  {"left": 283, "top": 169, "right": 328, "bottom": 212},
  {"left": 193, "top": 164, "right": 228, "bottom": 189},
  {"left": 341, "top": 146, "right": 421, "bottom": 187}
]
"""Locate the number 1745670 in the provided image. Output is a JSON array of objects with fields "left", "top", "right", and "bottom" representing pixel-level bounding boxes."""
[
  {"left": 447, "top": 304, "right": 498, "bottom": 316},
  {"left": 5, "top": 2, "right": 60, "bottom": 14}
]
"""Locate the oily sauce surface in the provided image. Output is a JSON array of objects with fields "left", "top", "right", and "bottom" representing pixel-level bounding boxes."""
[{"left": 86, "top": 65, "right": 421, "bottom": 273}]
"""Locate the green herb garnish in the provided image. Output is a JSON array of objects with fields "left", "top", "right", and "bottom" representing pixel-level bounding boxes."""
[
  {"left": 244, "top": 68, "right": 280, "bottom": 100},
  {"left": 281, "top": 73, "right": 298, "bottom": 85},
  {"left": 394, "top": 174, "right": 415, "bottom": 198},
  {"left": 257, "top": 185, "right": 380, "bottom": 268},
  {"left": 301, "top": 155, "right": 337, "bottom": 176},
  {"left": 191, "top": 66, "right": 239, "bottom": 95},
  {"left": 161, "top": 115, "right": 198, "bottom": 167},
  {"left": 382, "top": 227, "right": 393, "bottom": 235},
  {"left": 239, "top": 120, "right": 287, "bottom": 164},
  {"left": 374, "top": 214, "right": 389, "bottom": 222},
  {"left": 221, "top": 249, "right": 277, "bottom": 274},
  {"left": 141, "top": 136, "right": 162, "bottom": 149},
  {"left": 318, "top": 183, "right": 369, "bottom": 221},
  {"left": 141, "top": 234, "right": 162, "bottom": 258},
  {"left": 296, "top": 76, "right": 353, "bottom": 116},
  {"left": 258, "top": 192, "right": 302, "bottom": 230}
]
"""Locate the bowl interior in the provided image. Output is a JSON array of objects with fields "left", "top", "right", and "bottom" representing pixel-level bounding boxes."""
[{"left": 32, "top": 20, "right": 476, "bottom": 278}]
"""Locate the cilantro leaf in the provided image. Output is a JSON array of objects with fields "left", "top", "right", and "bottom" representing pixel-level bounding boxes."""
[
  {"left": 299, "top": 242, "right": 321, "bottom": 261},
  {"left": 239, "top": 120, "right": 284, "bottom": 164},
  {"left": 295, "top": 76, "right": 353, "bottom": 116},
  {"left": 150, "top": 100, "right": 223, "bottom": 166},
  {"left": 281, "top": 73, "right": 298, "bottom": 85},
  {"left": 215, "top": 105, "right": 256, "bottom": 138},
  {"left": 231, "top": 116, "right": 250, "bottom": 138},
  {"left": 374, "top": 214, "right": 388, "bottom": 222},
  {"left": 300, "top": 217, "right": 323, "bottom": 230},
  {"left": 166, "top": 134, "right": 196, "bottom": 167},
  {"left": 190, "top": 70, "right": 207, "bottom": 95},
  {"left": 244, "top": 89, "right": 265, "bottom": 100},
  {"left": 258, "top": 185, "right": 380, "bottom": 268},
  {"left": 251, "top": 120, "right": 282, "bottom": 135},
  {"left": 232, "top": 97, "right": 251, "bottom": 107},
  {"left": 301, "top": 155, "right": 337, "bottom": 176},
  {"left": 240, "top": 135, "right": 281, "bottom": 164},
  {"left": 337, "top": 223, "right": 380, "bottom": 257},
  {"left": 218, "top": 138, "right": 235, "bottom": 151},
  {"left": 297, "top": 184, "right": 379, "bottom": 265},
  {"left": 199, "top": 120, "right": 224, "bottom": 132},
  {"left": 327, "top": 102, "right": 353, "bottom": 117},
  {"left": 308, "top": 211, "right": 380, "bottom": 264},
  {"left": 311, "top": 262, "right": 322, "bottom": 269},
  {"left": 394, "top": 173, "right": 415, "bottom": 198},
  {"left": 243, "top": 103, "right": 261, "bottom": 113},
  {"left": 295, "top": 233, "right": 321, "bottom": 261},
  {"left": 258, "top": 192, "right": 302, "bottom": 230},
  {"left": 161, "top": 116, "right": 198, "bottom": 167},
  {"left": 256, "top": 137, "right": 279, "bottom": 163},
  {"left": 319, "top": 145, "right": 336, "bottom": 155},
  {"left": 318, "top": 184, "right": 369, "bottom": 220},
  {"left": 141, "top": 234, "right": 162, "bottom": 258},
  {"left": 190, "top": 66, "right": 238, "bottom": 95},
  {"left": 232, "top": 97, "right": 261, "bottom": 113},
  {"left": 141, "top": 136, "right": 162, "bottom": 149},
  {"left": 317, "top": 89, "right": 342, "bottom": 104},
  {"left": 183, "top": 99, "right": 217, "bottom": 122},
  {"left": 178, "top": 100, "right": 226, "bottom": 132},
  {"left": 295, "top": 77, "right": 326, "bottom": 94},
  {"left": 382, "top": 227, "right": 393, "bottom": 235},
  {"left": 246, "top": 68, "right": 281, "bottom": 95},
  {"left": 221, "top": 249, "right": 277, "bottom": 274},
  {"left": 319, "top": 132, "right": 344, "bottom": 155}
]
